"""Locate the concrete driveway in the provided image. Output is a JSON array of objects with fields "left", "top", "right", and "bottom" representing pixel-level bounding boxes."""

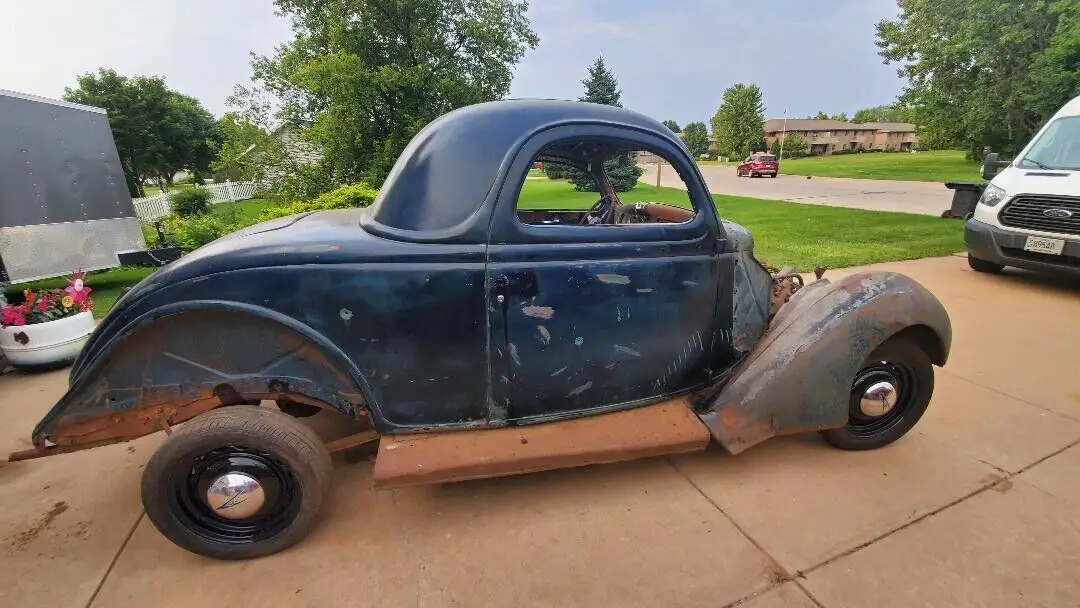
[
  {"left": 2, "top": 255, "right": 1080, "bottom": 607},
  {"left": 640, "top": 163, "right": 955, "bottom": 216}
]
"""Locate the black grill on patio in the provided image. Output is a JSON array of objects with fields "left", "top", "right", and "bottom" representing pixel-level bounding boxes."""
[{"left": 999, "top": 194, "right": 1080, "bottom": 236}]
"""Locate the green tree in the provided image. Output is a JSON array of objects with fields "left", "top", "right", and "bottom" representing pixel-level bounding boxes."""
[
  {"left": 1024, "top": 5, "right": 1080, "bottom": 123},
  {"left": 681, "top": 121, "right": 710, "bottom": 157},
  {"left": 711, "top": 83, "right": 766, "bottom": 158},
  {"left": 63, "top": 69, "right": 221, "bottom": 197},
  {"left": 814, "top": 111, "right": 830, "bottom": 120},
  {"left": 852, "top": 103, "right": 916, "bottom": 123},
  {"left": 567, "top": 57, "right": 643, "bottom": 192},
  {"left": 244, "top": 0, "right": 538, "bottom": 187},
  {"left": 775, "top": 132, "right": 809, "bottom": 158},
  {"left": 831, "top": 112, "right": 849, "bottom": 122},
  {"left": 211, "top": 113, "right": 268, "bottom": 181},
  {"left": 876, "top": 0, "right": 1080, "bottom": 157},
  {"left": 662, "top": 119, "right": 681, "bottom": 132}
]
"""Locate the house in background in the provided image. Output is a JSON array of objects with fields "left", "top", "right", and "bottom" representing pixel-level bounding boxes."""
[
  {"left": 235, "top": 123, "right": 325, "bottom": 184},
  {"left": 763, "top": 119, "right": 918, "bottom": 155},
  {"left": 862, "top": 122, "right": 919, "bottom": 152}
]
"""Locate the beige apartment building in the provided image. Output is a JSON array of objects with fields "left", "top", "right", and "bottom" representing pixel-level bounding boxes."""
[{"left": 763, "top": 119, "right": 918, "bottom": 155}]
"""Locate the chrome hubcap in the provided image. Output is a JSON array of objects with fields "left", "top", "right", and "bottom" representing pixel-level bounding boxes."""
[
  {"left": 205, "top": 472, "right": 265, "bottom": 520},
  {"left": 859, "top": 380, "right": 898, "bottom": 417}
]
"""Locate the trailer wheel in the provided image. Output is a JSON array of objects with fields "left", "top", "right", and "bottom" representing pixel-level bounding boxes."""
[
  {"left": 820, "top": 338, "right": 934, "bottom": 451},
  {"left": 141, "top": 405, "right": 332, "bottom": 560}
]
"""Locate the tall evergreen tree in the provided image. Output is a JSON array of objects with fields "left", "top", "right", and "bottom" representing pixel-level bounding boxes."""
[{"left": 569, "top": 57, "right": 644, "bottom": 192}]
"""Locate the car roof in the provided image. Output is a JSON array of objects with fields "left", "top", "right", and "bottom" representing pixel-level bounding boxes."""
[{"left": 367, "top": 99, "right": 682, "bottom": 235}]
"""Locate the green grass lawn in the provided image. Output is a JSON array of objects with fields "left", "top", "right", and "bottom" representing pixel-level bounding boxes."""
[
  {"left": 519, "top": 179, "right": 963, "bottom": 270},
  {"left": 209, "top": 198, "right": 276, "bottom": 225},
  {"left": 771, "top": 150, "right": 982, "bottom": 183}
]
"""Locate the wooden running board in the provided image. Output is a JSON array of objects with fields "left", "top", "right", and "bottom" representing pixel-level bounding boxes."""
[{"left": 371, "top": 397, "right": 711, "bottom": 490}]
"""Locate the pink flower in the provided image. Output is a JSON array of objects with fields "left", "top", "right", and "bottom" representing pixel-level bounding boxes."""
[
  {"left": 64, "top": 269, "right": 92, "bottom": 304},
  {"left": 1, "top": 305, "right": 26, "bottom": 326}
]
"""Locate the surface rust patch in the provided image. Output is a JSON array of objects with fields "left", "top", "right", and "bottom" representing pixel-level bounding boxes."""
[
  {"left": 6, "top": 501, "right": 67, "bottom": 551},
  {"left": 372, "top": 398, "right": 711, "bottom": 489}
]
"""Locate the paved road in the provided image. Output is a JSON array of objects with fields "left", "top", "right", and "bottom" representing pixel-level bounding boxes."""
[
  {"left": 3, "top": 256, "right": 1080, "bottom": 607},
  {"left": 640, "top": 163, "right": 955, "bottom": 216}
]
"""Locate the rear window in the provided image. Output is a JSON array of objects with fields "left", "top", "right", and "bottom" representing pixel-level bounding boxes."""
[{"left": 756, "top": 155, "right": 777, "bottom": 162}]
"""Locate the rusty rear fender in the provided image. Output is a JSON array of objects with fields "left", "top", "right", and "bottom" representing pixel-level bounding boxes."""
[
  {"left": 693, "top": 271, "right": 951, "bottom": 454},
  {"left": 31, "top": 301, "right": 377, "bottom": 449}
]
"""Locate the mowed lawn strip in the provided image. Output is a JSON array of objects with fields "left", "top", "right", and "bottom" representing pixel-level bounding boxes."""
[
  {"left": 770, "top": 150, "right": 982, "bottom": 183},
  {"left": 519, "top": 179, "right": 964, "bottom": 270}
]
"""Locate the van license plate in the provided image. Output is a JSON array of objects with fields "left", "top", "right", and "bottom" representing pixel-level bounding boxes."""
[{"left": 1023, "top": 236, "right": 1065, "bottom": 255}]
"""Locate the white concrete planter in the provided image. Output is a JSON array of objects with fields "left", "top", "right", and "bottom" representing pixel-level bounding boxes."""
[{"left": 0, "top": 311, "right": 94, "bottom": 369}]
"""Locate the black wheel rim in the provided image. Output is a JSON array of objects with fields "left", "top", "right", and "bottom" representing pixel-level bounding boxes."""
[
  {"left": 847, "top": 359, "right": 918, "bottom": 437},
  {"left": 166, "top": 445, "right": 301, "bottom": 544}
]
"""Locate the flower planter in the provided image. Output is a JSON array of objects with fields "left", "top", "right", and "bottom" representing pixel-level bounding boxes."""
[{"left": 0, "top": 311, "right": 95, "bottom": 369}]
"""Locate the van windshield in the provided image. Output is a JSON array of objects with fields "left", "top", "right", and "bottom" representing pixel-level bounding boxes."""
[{"left": 1019, "top": 115, "right": 1080, "bottom": 170}]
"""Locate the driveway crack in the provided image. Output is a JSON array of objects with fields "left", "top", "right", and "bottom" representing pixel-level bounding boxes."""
[{"left": 85, "top": 511, "right": 144, "bottom": 608}]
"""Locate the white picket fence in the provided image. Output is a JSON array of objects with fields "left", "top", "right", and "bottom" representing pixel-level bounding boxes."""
[{"left": 132, "top": 181, "right": 258, "bottom": 221}]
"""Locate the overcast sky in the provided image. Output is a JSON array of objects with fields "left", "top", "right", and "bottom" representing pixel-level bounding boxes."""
[{"left": 0, "top": 0, "right": 905, "bottom": 125}]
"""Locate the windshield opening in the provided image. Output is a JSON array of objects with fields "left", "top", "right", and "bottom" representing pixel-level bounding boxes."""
[{"left": 1019, "top": 115, "right": 1080, "bottom": 171}]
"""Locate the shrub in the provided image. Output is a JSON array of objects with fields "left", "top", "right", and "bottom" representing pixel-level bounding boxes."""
[
  {"left": 568, "top": 155, "right": 644, "bottom": 192},
  {"left": 169, "top": 187, "right": 213, "bottom": 217},
  {"left": 259, "top": 182, "right": 379, "bottom": 221},
  {"left": 543, "top": 162, "right": 571, "bottom": 180},
  {"left": 164, "top": 214, "right": 234, "bottom": 252},
  {"left": 278, "top": 163, "right": 336, "bottom": 201}
]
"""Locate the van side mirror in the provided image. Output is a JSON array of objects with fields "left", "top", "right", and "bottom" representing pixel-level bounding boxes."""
[{"left": 981, "top": 152, "right": 1010, "bottom": 180}]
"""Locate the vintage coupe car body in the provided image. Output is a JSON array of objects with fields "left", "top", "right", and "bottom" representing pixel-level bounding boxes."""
[{"left": 11, "top": 100, "right": 951, "bottom": 560}]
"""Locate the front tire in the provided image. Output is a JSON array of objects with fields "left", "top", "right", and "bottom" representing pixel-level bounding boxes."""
[
  {"left": 820, "top": 338, "right": 934, "bottom": 451},
  {"left": 141, "top": 405, "right": 332, "bottom": 560},
  {"left": 967, "top": 253, "right": 1005, "bottom": 273}
]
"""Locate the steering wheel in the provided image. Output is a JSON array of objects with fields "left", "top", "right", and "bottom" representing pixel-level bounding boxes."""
[{"left": 580, "top": 195, "right": 615, "bottom": 225}]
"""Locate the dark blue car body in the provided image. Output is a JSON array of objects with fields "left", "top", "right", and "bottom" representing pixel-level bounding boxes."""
[{"left": 25, "top": 99, "right": 952, "bottom": 457}]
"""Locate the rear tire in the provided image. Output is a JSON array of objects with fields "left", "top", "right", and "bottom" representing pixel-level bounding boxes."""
[
  {"left": 820, "top": 338, "right": 934, "bottom": 451},
  {"left": 141, "top": 405, "right": 332, "bottom": 560},
  {"left": 967, "top": 253, "right": 1005, "bottom": 273}
]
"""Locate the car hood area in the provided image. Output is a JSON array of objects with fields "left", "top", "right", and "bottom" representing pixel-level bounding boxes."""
[{"left": 991, "top": 166, "right": 1080, "bottom": 198}]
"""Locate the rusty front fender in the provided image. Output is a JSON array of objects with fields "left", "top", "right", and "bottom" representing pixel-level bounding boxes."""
[{"left": 693, "top": 271, "right": 951, "bottom": 454}]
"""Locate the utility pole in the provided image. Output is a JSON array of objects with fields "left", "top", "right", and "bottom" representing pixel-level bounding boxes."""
[{"left": 778, "top": 110, "right": 789, "bottom": 160}]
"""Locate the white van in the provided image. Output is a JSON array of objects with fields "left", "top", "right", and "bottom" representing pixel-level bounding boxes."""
[{"left": 965, "top": 94, "right": 1080, "bottom": 276}]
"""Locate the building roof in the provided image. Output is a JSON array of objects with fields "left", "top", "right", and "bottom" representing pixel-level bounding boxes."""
[
  {"left": 858, "top": 122, "right": 917, "bottom": 133},
  {"left": 764, "top": 118, "right": 880, "bottom": 133}
]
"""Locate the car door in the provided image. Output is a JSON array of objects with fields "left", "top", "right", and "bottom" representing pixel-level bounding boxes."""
[{"left": 485, "top": 126, "right": 730, "bottom": 423}]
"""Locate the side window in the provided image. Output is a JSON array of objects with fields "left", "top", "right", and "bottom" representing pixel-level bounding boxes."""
[{"left": 515, "top": 139, "right": 697, "bottom": 227}]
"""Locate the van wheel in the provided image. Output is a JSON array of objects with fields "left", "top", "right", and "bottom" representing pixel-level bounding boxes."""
[
  {"left": 821, "top": 338, "right": 933, "bottom": 451},
  {"left": 968, "top": 254, "right": 1004, "bottom": 273},
  {"left": 141, "top": 405, "right": 332, "bottom": 560}
]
